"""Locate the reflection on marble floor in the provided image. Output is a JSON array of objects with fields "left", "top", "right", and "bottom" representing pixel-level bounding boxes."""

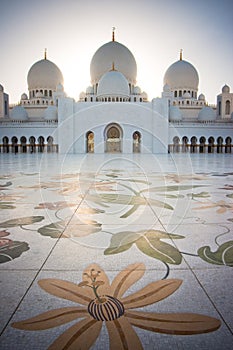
[{"left": 0, "top": 154, "right": 232, "bottom": 349}]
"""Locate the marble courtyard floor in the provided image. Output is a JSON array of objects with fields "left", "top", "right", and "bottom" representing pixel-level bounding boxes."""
[{"left": 0, "top": 153, "right": 232, "bottom": 350}]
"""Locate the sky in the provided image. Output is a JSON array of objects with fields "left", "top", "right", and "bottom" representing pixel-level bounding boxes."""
[{"left": 0, "top": 0, "right": 232, "bottom": 104}]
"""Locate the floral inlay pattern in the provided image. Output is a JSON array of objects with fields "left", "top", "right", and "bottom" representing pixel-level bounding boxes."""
[{"left": 12, "top": 263, "right": 221, "bottom": 349}]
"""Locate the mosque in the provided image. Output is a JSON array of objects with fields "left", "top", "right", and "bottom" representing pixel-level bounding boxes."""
[{"left": 0, "top": 29, "right": 232, "bottom": 154}]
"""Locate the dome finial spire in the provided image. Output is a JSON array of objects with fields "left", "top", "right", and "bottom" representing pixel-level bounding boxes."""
[
  {"left": 180, "top": 49, "right": 183, "bottom": 61},
  {"left": 112, "top": 27, "right": 115, "bottom": 41},
  {"left": 44, "top": 48, "right": 47, "bottom": 60},
  {"left": 111, "top": 62, "right": 116, "bottom": 71}
]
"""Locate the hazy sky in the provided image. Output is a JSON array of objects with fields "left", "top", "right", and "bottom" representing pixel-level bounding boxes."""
[{"left": 0, "top": 0, "right": 232, "bottom": 104}]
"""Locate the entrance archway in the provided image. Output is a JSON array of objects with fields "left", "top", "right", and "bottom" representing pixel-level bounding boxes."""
[
  {"left": 105, "top": 124, "right": 122, "bottom": 153},
  {"left": 86, "top": 131, "right": 94, "bottom": 153},
  {"left": 133, "top": 131, "right": 141, "bottom": 153}
]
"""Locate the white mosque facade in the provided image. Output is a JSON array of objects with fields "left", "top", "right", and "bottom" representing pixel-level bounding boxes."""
[{"left": 0, "top": 31, "right": 233, "bottom": 154}]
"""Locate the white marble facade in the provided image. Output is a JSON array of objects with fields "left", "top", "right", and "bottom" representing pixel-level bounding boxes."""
[{"left": 0, "top": 31, "right": 232, "bottom": 154}]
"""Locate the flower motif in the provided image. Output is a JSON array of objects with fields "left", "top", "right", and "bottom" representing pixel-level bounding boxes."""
[
  {"left": 194, "top": 200, "right": 233, "bottom": 214},
  {"left": 12, "top": 263, "right": 220, "bottom": 349}
]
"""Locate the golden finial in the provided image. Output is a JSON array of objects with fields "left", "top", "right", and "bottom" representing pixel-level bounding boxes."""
[
  {"left": 110, "top": 62, "right": 116, "bottom": 71},
  {"left": 180, "top": 49, "right": 183, "bottom": 61},
  {"left": 44, "top": 48, "right": 47, "bottom": 60},
  {"left": 112, "top": 27, "right": 115, "bottom": 41}
]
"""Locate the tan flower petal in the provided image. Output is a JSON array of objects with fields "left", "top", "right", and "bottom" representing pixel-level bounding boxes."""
[
  {"left": 82, "top": 264, "right": 111, "bottom": 295},
  {"left": 12, "top": 307, "right": 88, "bottom": 330},
  {"left": 121, "top": 279, "right": 182, "bottom": 309},
  {"left": 106, "top": 316, "right": 143, "bottom": 350},
  {"left": 48, "top": 316, "right": 102, "bottom": 350},
  {"left": 216, "top": 207, "right": 226, "bottom": 214},
  {"left": 111, "top": 263, "right": 145, "bottom": 298},
  {"left": 38, "top": 279, "right": 93, "bottom": 305},
  {"left": 125, "top": 310, "right": 221, "bottom": 335}
]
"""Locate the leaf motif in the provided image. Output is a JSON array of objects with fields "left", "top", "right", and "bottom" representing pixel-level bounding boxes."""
[
  {"left": 0, "top": 202, "right": 16, "bottom": 209},
  {"left": 104, "top": 231, "right": 140, "bottom": 255},
  {"left": 198, "top": 241, "right": 233, "bottom": 266},
  {"left": 38, "top": 221, "right": 66, "bottom": 238},
  {"left": 136, "top": 232, "right": 182, "bottom": 264},
  {"left": 0, "top": 241, "right": 29, "bottom": 263},
  {"left": 187, "top": 192, "right": 210, "bottom": 198},
  {"left": 0, "top": 216, "right": 44, "bottom": 228},
  {"left": 141, "top": 185, "right": 205, "bottom": 193}
]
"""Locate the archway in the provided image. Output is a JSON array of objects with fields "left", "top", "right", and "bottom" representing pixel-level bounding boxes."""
[
  {"left": 20, "top": 136, "right": 27, "bottom": 153},
  {"left": 86, "top": 131, "right": 94, "bottom": 153},
  {"left": 208, "top": 137, "right": 215, "bottom": 153},
  {"left": 199, "top": 136, "right": 206, "bottom": 153},
  {"left": 12, "top": 136, "right": 18, "bottom": 154},
  {"left": 133, "top": 131, "right": 141, "bottom": 153},
  {"left": 38, "top": 136, "right": 45, "bottom": 153},
  {"left": 29, "top": 136, "right": 36, "bottom": 153},
  {"left": 105, "top": 124, "right": 122, "bottom": 153}
]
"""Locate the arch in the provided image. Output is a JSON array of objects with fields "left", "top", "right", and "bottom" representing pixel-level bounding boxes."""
[
  {"left": 38, "top": 136, "right": 45, "bottom": 153},
  {"left": 208, "top": 137, "right": 215, "bottom": 153},
  {"left": 133, "top": 131, "right": 141, "bottom": 153},
  {"left": 199, "top": 136, "right": 206, "bottom": 154},
  {"left": 225, "top": 100, "right": 230, "bottom": 115},
  {"left": 47, "top": 136, "right": 54, "bottom": 153},
  {"left": 182, "top": 136, "right": 189, "bottom": 153},
  {"left": 217, "top": 136, "right": 223, "bottom": 153},
  {"left": 29, "top": 136, "right": 36, "bottom": 153},
  {"left": 173, "top": 136, "right": 180, "bottom": 153},
  {"left": 12, "top": 136, "right": 18, "bottom": 154},
  {"left": 2, "top": 136, "right": 9, "bottom": 153},
  {"left": 20, "top": 136, "right": 27, "bottom": 153},
  {"left": 104, "top": 123, "right": 122, "bottom": 153},
  {"left": 190, "top": 136, "right": 197, "bottom": 153},
  {"left": 225, "top": 136, "right": 232, "bottom": 153},
  {"left": 86, "top": 131, "right": 94, "bottom": 153}
]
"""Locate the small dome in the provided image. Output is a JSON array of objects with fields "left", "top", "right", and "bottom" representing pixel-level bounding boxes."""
[
  {"left": 97, "top": 70, "right": 129, "bottom": 97},
  {"left": 90, "top": 40, "right": 137, "bottom": 85},
  {"left": 169, "top": 106, "right": 182, "bottom": 121},
  {"left": 222, "top": 84, "right": 230, "bottom": 93},
  {"left": 198, "top": 106, "right": 216, "bottom": 121},
  {"left": 163, "top": 84, "right": 171, "bottom": 92},
  {"left": 56, "top": 83, "right": 64, "bottom": 92},
  {"left": 164, "top": 58, "right": 199, "bottom": 91},
  {"left": 10, "top": 106, "right": 29, "bottom": 121},
  {"left": 86, "top": 86, "right": 94, "bottom": 95},
  {"left": 27, "top": 58, "right": 63, "bottom": 90},
  {"left": 141, "top": 91, "right": 148, "bottom": 100},
  {"left": 198, "top": 93, "right": 205, "bottom": 101},
  {"left": 0, "top": 84, "right": 4, "bottom": 92},
  {"left": 79, "top": 91, "right": 86, "bottom": 99},
  {"left": 183, "top": 92, "right": 191, "bottom": 99},
  {"left": 35, "top": 91, "right": 43, "bottom": 98},
  {"left": 134, "top": 86, "right": 141, "bottom": 95},
  {"left": 44, "top": 105, "right": 58, "bottom": 121},
  {"left": 21, "top": 93, "right": 28, "bottom": 100}
]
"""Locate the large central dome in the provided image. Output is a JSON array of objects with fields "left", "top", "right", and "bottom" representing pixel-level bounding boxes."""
[{"left": 90, "top": 40, "right": 137, "bottom": 85}]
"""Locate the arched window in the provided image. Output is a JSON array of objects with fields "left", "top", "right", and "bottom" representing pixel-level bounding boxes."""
[
  {"left": 86, "top": 131, "right": 94, "bottom": 153},
  {"left": 179, "top": 90, "right": 182, "bottom": 97},
  {"left": 49, "top": 90, "right": 52, "bottom": 97},
  {"left": 20, "top": 136, "right": 27, "bottom": 153},
  {"left": 208, "top": 137, "right": 215, "bottom": 153},
  {"left": 105, "top": 124, "right": 122, "bottom": 153},
  {"left": 199, "top": 136, "right": 206, "bottom": 153},
  {"left": 174, "top": 91, "right": 177, "bottom": 98},
  {"left": 218, "top": 101, "right": 221, "bottom": 115},
  {"left": 225, "top": 100, "right": 230, "bottom": 115},
  {"left": 133, "top": 131, "right": 141, "bottom": 153}
]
